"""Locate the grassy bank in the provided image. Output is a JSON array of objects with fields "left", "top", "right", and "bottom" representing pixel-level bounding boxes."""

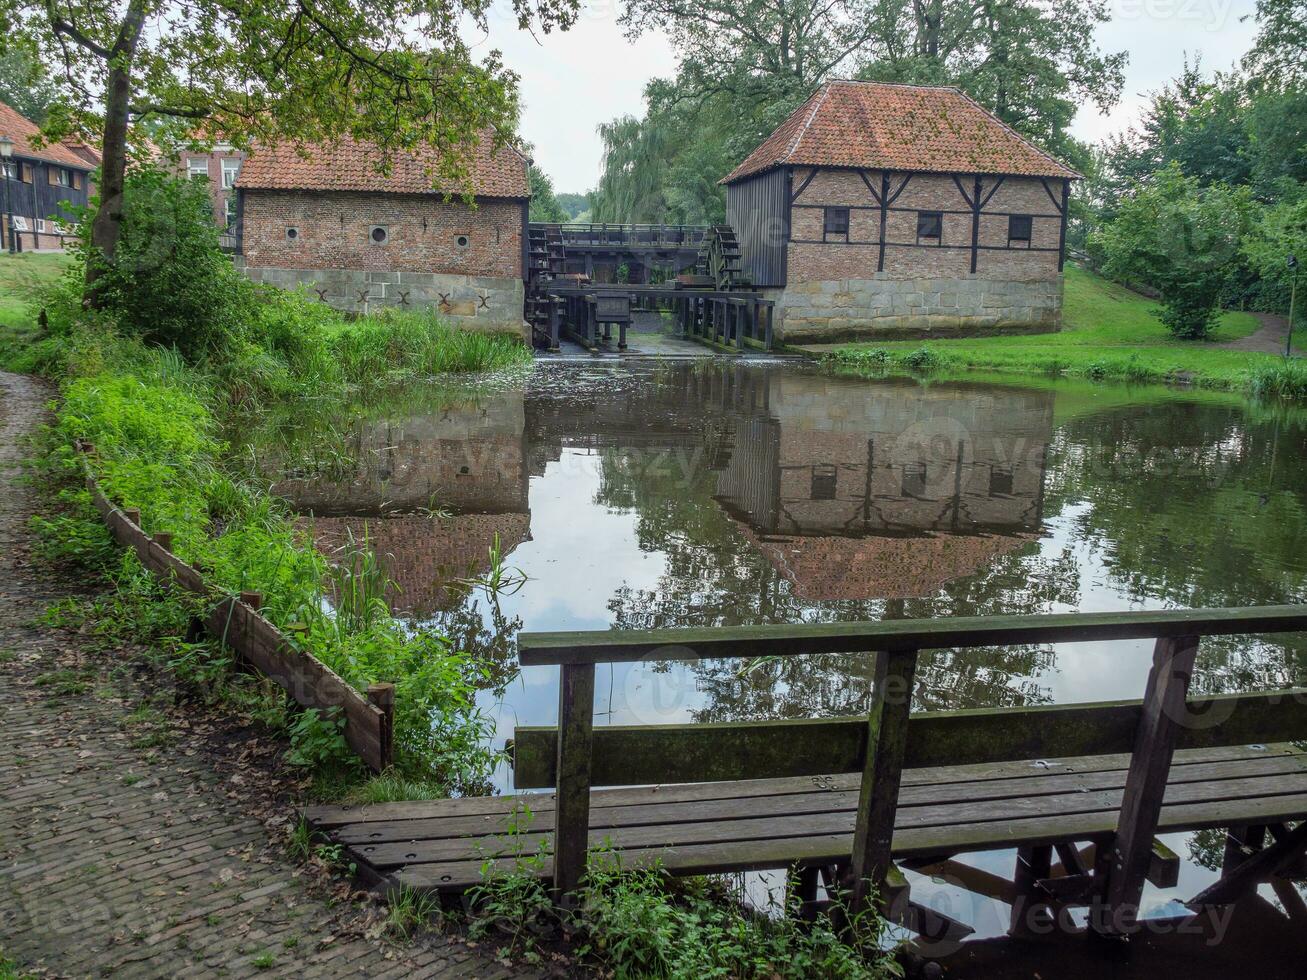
[
  {"left": 0, "top": 252, "right": 71, "bottom": 334},
  {"left": 0, "top": 240, "right": 534, "bottom": 797},
  {"left": 816, "top": 266, "right": 1307, "bottom": 398}
]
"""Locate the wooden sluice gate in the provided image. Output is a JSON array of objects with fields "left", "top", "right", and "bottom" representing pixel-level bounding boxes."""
[{"left": 524, "top": 222, "right": 775, "bottom": 352}]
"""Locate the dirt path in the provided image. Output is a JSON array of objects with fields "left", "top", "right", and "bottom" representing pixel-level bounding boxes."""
[
  {"left": 1220, "top": 312, "right": 1295, "bottom": 354},
  {"left": 0, "top": 372, "right": 534, "bottom": 979}
]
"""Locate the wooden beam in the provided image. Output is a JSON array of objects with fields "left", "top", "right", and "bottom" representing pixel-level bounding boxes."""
[
  {"left": 877, "top": 172, "right": 890, "bottom": 273},
  {"left": 1094, "top": 634, "right": 1200, "bottom": 935},
  {"left": 552, "top": 661, "right": 595, "bottom": 905},
  {"left": 847, "top": 649, "right": 918, "bottom": 914},
  {"left": 517, "top": 605, "right": 1307, "bottom": 667},
  {"left": 790, "top": 167, "right": 817, "bottom": 204},
  {"left": 1058, "top": 180, "right": 1070, "bottom": 272},
  {"left": 969, "top": 175, "right": 983, "bottom": 274},
  {"left": 1188, "top": 821, "right": 1307, "bottom": 908},
  {"left": 511, "top": 686, "right": 1307, "bottom": 788}
]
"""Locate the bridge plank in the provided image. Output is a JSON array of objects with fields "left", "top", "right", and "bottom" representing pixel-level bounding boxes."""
[
  {"left": 306, "top": 742, "right": 1300, "bottom": 829},
  {"left": 324, "top": 754, "right": 1307, "bottom": 847},
  {"left": 390, "top": 789, "right": 1307, "bottom": 893},
  {"left": 351, "top": 768, "right": 1307, "bottom": 871}
]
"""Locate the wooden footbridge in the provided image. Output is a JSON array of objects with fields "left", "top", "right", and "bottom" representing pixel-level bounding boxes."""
[
  {"left": 308, "top": 605, "right": 1307, "bottom": 952},
  {"left": 524, "top": 222, "right": 775, "bottom": 353}
]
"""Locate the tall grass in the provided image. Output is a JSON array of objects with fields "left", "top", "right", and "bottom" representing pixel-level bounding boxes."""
[
  {"left": 1250, "top": 358, "right": 1307, "bottom": 401},
  {"left": 328, "top": 309, "right": 531, "bottom": 381}
]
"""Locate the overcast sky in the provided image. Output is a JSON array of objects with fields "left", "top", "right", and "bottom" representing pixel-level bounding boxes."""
[{"left": 467, "top": 0, "right": 1263, "bottom": 193}]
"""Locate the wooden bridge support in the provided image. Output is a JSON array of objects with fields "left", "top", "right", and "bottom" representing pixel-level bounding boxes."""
[{"left": 1093, "top": 634, "right": 1199, "bottom": 935}]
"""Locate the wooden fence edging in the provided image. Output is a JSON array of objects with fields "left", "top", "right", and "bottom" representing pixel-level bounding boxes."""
[{"left": 75, "top": 441, "right": 394, "bottom": 772}]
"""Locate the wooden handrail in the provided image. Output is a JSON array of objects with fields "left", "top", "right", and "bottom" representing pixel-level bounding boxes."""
[{"left": 518, "top": 605, "right": 1307, "bottom": 665}]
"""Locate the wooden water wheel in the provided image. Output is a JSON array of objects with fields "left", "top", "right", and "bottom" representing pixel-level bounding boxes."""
[{"left": 698, "top": 225, "right": 747, "bottom": 290}]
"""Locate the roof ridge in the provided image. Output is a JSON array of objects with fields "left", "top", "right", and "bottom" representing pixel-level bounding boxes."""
[
  {"left": 826, "top": 78, "right": 966, "bottom": 94},
  {"left": 783, "top": 83, "right": 833, "bottom": 163}
]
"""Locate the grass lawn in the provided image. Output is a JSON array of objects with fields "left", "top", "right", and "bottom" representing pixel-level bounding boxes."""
[
  {"left": 0, "top": 251, "right": 72, "bottom": 331},
  {"left": 815, "top": 265, "right": 1297, "bottom": 392}
]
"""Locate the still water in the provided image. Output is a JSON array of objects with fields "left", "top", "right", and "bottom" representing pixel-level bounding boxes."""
[{"left": 247, "top": 359, "right": 1307, "bottom": 928}]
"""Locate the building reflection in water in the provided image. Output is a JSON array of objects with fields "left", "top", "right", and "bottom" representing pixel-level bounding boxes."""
[{"left": 255, "top": 362, "right": 1059, "bottom": 718}]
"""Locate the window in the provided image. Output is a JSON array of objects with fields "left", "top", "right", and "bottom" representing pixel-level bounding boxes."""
[
  {"left": 0, "top": 160, "right": 14, "bottom": 180},
  {"left": 810, "top": 464, "right": 838, "bottom": 501},
  {"left": 917, "top": 211, "right": 942, "bottom": 242},
  {"left": 285, "top": 226, "right": 299, "bottom": 241},
  {"left": 1008, "top": 214, "right": 1033, "bottom": 245},
  {"left": 221, "top": 158, "right": 240, "bottom": 189},
  {"left": 50, "top": 166, "right": 74, "bottom": 187},
  {"left": 823, "top": 206, "right": 850, "bottom": 240},
  {"left": 989, "top": 466, "right": 1014, "bottom": 496},
  {"left": 902, "top": 462, "right": 928, "bottom": 497},
  {"left": 187, "top": 157, "right": 208, "bottom": 179},
  {"left": 224, "top": 197, "right": 238, "bottom": 228},
  {"left": 369, "top": 225, "right": 388, "bottom": 244},
  {"left": 35, "top": 218, "right": 47, "bottom": 233}
]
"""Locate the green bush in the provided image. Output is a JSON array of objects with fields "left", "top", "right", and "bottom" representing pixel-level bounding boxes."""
[{"left": 77, "top": 167, "right": 258, "bottom": 360}]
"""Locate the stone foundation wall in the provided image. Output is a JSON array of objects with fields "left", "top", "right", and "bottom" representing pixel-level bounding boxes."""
[
  {"left": 238, "top": 261, "right": 527, "bottom": 338},
  {"left": 767, "top": 273, "right": 1063, "bottom": 343}
]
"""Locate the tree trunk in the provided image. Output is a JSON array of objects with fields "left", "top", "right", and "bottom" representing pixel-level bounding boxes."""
[{"left": 83, "top": 0, "right": 147, "bottom": 308}]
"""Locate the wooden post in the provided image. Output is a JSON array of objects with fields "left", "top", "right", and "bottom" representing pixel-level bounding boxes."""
[
  {"left": 367, "top": 682, "right": 396, "bottom": 772},
  {"left": 1094, "top": 634, "right": 1200, "bottom": 934},
  {"left": 552, "top": 661, "right": 595, "bottom": 905},
  {"left": 152, "top": 531, "right": 172, "bottom": 552},
  {"left": 548, "top": 295, "right": 561, "bottom": 353},
  {"left": 123, "top": 507, "right": 141, "bottom": 527},
  {"left": 1010, "top": 845, "right": 1054, "bottom": 935},
  {"left": 240, "top": 590, "right": 263, "bottom": 611},
  {"left": 846, "top": 648, "right": 918, "bottom": 914}
]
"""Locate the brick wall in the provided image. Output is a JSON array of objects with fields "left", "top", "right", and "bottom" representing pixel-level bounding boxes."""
[
  {"left": 177, "top": 148, "right": 244, "bottom": 229},
  {"left": 240, "top": 189, "right": 523, "bottom": 279},
  {"left": 787, "top": 169, "right": 1065, "bottom": 284},
  {"left": 775, "top": 167, "right": 1068, "bottom": 341}
]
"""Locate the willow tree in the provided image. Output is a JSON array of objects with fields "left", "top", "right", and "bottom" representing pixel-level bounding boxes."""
[{"left": 0, "top": 0, "right": 578, "bottom": 303}]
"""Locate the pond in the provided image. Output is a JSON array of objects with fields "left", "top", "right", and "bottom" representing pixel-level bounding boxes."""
[{"left": 242, "top": 359, "right": 1307, "bottom": 933}]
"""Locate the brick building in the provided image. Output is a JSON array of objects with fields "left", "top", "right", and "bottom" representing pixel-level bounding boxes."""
[
  {"left": 0, "top": 101, "right": 94, "bottom": 251},
  {"left": 723, "top": 80, "right": 1079, "bottom": 342},
  {"left": 234, "top": 136, "right": 529, "bottom": 336},
  {"left": 177, "top": 143, "right": 245, "bottom": 234}
]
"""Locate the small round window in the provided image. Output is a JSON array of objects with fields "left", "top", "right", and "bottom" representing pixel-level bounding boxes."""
[
  {"left": 285, "top": 227, "right": 299, "bottom": 240},
  {"left": 370, "top": 226, "right": 388, "bottom": 244},
  {"left": 455, "top": 234, "right": 469, "bottom": 248}
]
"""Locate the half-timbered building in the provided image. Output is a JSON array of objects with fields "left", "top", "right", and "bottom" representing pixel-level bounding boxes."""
[{"left": 722, "top": 80, "right": 1079, "bottom": 342}]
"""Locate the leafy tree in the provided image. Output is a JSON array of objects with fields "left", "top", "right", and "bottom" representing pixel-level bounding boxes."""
[
  {"left": 527, "top": 164, "right": 569, "bottom": 223},
  {"left": 1091, "top": 164, "right": 1252, "bottom": 339},
  {"left": 0, "top": 44, "right": 59, "bottom": 124},
  {"left": 1242, "top": 194, "right": 1307, "bottom": 328},
  {"left": 599, "top": 0, "right": 1122, "bottom": 223},
  {"left": 1244, "top": 0, "right": 1307, "bottom": 85},
  {"left": 0, "top": 0, "right": 579, "bottom": 305},
  {"left": 1099, "top": 62, "right": 1250, "bottom": 204},
  {"left": 856, "top": 0, "right": 1125, "bottom": 165},
  {"left": 554, "top": 192, "right": 591, "bottom": 220}
]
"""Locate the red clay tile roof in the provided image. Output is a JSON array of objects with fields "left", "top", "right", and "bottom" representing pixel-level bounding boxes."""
[
  {"left": 0, "top": 101, "right": 95, "bottom": 170},
  {"left": 237, "top": 133, "right": 529, "bottom": 199},
  {"left": 723, "top": 80, "right": 1078, "bottom": 184}
]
